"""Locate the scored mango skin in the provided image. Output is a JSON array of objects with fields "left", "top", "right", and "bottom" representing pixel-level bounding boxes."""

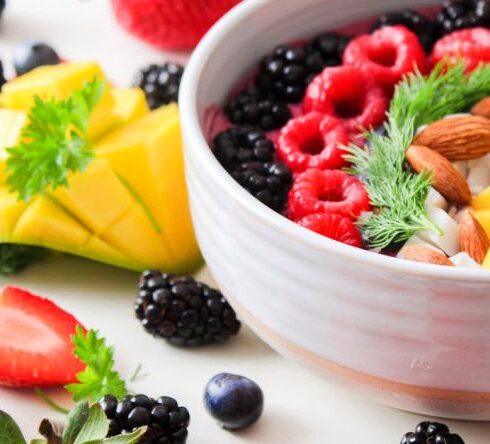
[{"left": 0, "top": 62, "right": 202, "bottom": 273}]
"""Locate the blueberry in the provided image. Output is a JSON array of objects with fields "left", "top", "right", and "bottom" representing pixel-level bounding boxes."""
[
  {"left": 0, "top": 0, "right": 5, "bottom": 21},
  {"left": 204, "top": 373, "right": 264, "bottom": 431},
  {"left": 13, "top": 42, "right": 60, "bottom": 76}
]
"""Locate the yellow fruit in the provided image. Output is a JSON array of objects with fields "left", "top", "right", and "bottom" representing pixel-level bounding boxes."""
[
  {"left": 472, "top": 187, "right": 490, "bottom": 211},
  {"left": 0, "top": 109, "right": 27, "bottom": 184},
  {"left": 483, "top": 249, "right": 490, "bottom": 270},
  {"left": 112, "top": 88, "right": 149, "bottom": 124},
  {"left": 473, "top": 209, "right": 490, "bottom": 235},
  {"left": 0, "top": 187, "right": 27, "bottom": 241}
]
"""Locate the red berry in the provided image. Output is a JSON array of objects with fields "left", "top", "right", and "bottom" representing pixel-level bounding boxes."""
[
  {"left": 287, "top": 169, "right": 370, "bottom": 221},
  {"left": 431, "top": 28, "right": 490, "bottom": 72},
  {"left": 343, "top": 26, "right": 428, "bottom": 94},
  {"left": 303, "top": 65, "right": 388, "bottom": 132},
  {"left": 111, "top": 0, "right": 240, "bottom": 50},
  {"left": 277, "top": 113, "right": 350, "bottom": 173},
  {"left": 0, "top": 286, "right": 85, "bottom": 387},
  {"left": 297, "top": 213, "right": 364, "bottom": 248}
]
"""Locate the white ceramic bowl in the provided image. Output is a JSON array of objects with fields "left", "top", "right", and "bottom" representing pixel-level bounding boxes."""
[{"left": 180, "top": 0, "right": 490, "bottom": 420}]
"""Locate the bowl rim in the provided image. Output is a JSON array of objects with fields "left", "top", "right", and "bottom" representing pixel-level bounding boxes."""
[{"left": 179, "top": 0, "right": 490, "bottom": 283}]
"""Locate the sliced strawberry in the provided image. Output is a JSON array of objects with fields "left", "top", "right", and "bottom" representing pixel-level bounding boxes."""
[
  {"left": 0, "top": 286, "right": 85, "bottom": 387},
  {"left": 287, "top": 169, "right": 370, "bottom": 221},
  {"left": 297, "top": 213, "right": 364, "bottom": 248},
  {"left": 277, "top": 113, "right": 350, "bottom": 173}
]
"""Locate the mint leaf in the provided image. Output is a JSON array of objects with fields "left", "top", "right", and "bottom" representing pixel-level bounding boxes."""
[
  {"left": 73, "top": 404, "right": 108, "bottom": 444},
  {"left": 0, "top": 411, "right": 27, "bottom": 444},
  {"left": 66, "top": 327, "right": 127, "bottom": 402},
  {"left": 6, "top": 78, "right": 104, "bottom": 201},
  {"left": 63, "top": 402, "right": 89, "bottom": 444},
  {"left": 85, "top": 427, "right": 147, "bottom": 444}
]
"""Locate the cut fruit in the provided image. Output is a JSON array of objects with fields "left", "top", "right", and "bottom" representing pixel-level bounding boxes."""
[
  {"left": 418, "top": 207, "right": 460, "bottom": 256},
  {"left": 0, "top": 109, "right": 27, "bottom": 184},
  {"left": 472, "top": 186, "right": 490, "bottom": 211},
  {"left": 473, "top": 209, "right": 490, "bottom": 235},
  {"left": 0, "top": 187, "right": 28, "bottom": 240},
  {"left": 112, "top": 87, "right": 149, "bottom": 124},
  {"left": 0, "top": 286, "right": 85, "bottom": 387}
]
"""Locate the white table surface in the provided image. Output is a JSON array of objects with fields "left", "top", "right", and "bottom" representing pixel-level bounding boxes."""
[{"left": 1, "top": 1, "right": 490, "bottom": 443}]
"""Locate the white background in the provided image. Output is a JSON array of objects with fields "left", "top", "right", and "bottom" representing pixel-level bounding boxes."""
[{"left": 0, "top": 1, "right": 490, "bottom": 442}]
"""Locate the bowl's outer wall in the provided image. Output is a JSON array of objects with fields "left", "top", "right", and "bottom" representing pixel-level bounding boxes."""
[{"left": 181, "top": 0, "right": 490, "bottom": 411}]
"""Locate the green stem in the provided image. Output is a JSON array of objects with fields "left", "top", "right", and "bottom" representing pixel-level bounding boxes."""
[{"left": 34, "top": 388, "right": 70, "bottom": 415}]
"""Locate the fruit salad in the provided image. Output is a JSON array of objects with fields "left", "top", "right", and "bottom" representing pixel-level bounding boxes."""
[{"left": 209, "top": 0, "right": 490, "bottom": 271}]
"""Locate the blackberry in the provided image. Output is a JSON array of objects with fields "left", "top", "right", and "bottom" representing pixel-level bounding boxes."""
[
  {"left": 134, "top": 63, "right": 184, "bottom": 109},
  {"left": 225, "top": 87, "right": 291, "bottom": 131},
  {"left": 135, "top": 271, "right": 241, "bottom": 347},
  {"left": 371, "top": 9, "right": 438, "bottom": 52},
  {"left": 436, "top": 0, "right": 490, "bottom": 35},
  {"left": 231, "top": 161, "right": 292, "bottom": 213},
  {"left": 213, "top": 126, "right": 275, "bottom": 172},
  {"left": 401, "top": 421, "right": 465, "bottom": 444},
  {"left": 100, "top": 394, "right": 189, "bottom": 444}
]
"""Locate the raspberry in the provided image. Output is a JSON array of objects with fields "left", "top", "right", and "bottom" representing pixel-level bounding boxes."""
[
  {"left": 303, "top": 65, "right": 388, "bottom": 132},
  {"left": 297, "top": 213, "right": 364, "bottom": 248},
  {"left": 111, "top": 0, "right": 240, "bottom": 50},
  {"left": 430, "top": 27, "right": 490, "bottom": 72},
  {"left": 287, "top": 169, "right": 370, "bottom": 221},
  {"left": 343, "top": 26, "right": 428, "bottom": 94},
  {"left": 277, "top": 113, "right": 350, "bottom": 173}
]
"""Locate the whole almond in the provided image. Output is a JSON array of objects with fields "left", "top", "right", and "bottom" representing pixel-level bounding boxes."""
[
  {"left": 471, "top": 97, "right": 490, "bottom": 120},
  {"left": 413, "top": 115, "right": 490, "bottom": 160},
  {"left": 406, "top": 144, "right": 472, "bottom": 205},
  {"left": 402, "top": 245, "right": 454, "bottom": 266},
  {"left": 459, "top": 212, "right": 490, "bottom": 264}
]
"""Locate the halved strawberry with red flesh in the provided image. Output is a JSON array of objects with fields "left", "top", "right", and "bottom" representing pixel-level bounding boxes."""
[
  {"left": 277, "top": 113, "right": 350, "bottom": 173},
  {"left": 343, "top": 25, "right": 428, "bottom": 94},
  {"left": 430, "top": 28, "right": 490, "bottom": 72},
  {"left": 297, "top": 212, "right": 364, "bottom": 248},
  {"left": 0, "top": 286, "right": 85, "bottom": 387},
  {"left": 287, "top": 169, "right": 370, "bottom": 221},
  {"left": 303, "top": 65, "right": 388, "bottom": 132}
]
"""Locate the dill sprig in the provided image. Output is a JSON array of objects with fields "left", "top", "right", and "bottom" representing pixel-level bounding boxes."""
[{"left": 345, "top": 61, "right": 490, "bottom": 249}]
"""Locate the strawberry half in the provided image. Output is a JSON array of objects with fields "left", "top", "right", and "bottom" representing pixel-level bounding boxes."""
[{"left": 0, "top": 286, "right": 85, "bottom": 387}]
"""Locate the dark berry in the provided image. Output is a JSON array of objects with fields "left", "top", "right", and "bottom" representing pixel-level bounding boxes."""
[
  {"left": 213, "top": 126, "right": 275, "bottom": 172},
  {"left": 134, "top": 63, "right": 184, "bottom": 109},
  {"left": 135, "top": 272, "right": 241, "bottom": 347},
  {"left": 102, "top": 394, "right": 189, "bottom": 444},
  {"left": 0, "top": 60, "right": 6, "bottom": 89},
  {"left": 371, "top": 9, "right": 437, "bottom": 52},
  {"left": 231, "top": 161, "right": 293, "bottom": 213},
  {"left": 13, "top": 42, "right": 60, "bottom": 76},
  {"left": 0, "top": 0, "right": 5, "bottom": 20},
  {"left": 436, "top": 0, "right": 490, "bottom": 36},
  {"left": 225, "top": 88, "right": 291, "bottom": 131},
  {"left": 204, "top": 373, "right": 264, "bottom": 431},
  {"left": 401, "top": 432, "right": 428, "bottom": 444},
  {"left": 401, "top": 421, "right": 465, "bottom": 444}
]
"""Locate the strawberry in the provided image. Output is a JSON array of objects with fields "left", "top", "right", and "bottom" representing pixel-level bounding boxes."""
[
  {"left": 287, "top": 168, "right": 370, "bottom": 221},
  {"left": 343, "top": 26, "right": 428, "bottom": 94},
  {"left": 297, "top": 213, "right": 364, "bottom": 248},
  {"left": 431, "top": 28, "right": 490, "bottom": 72},
  {"left": 0, "top": 286, "right": 85, "bottom": 387},
  {"left": 303, "top": 65, "right": 388, "bottom": 132},
  {"left": 111, "top": 0, "right": 241, "bottom": 50},
  {"left": 277, "top": 113, "right": 350, "bottom": 173}
]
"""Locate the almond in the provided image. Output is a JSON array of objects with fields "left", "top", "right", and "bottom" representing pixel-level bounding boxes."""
[
  {"left": 406, "top": 144, "right": 472, "bottom": 205},
  {"left": 413, "top": 115, "right": 490, "bottom": 160},
  {"left": 458, "top": 212, "right": 490, "bottom": 264},
  {"left": 401, "top": 245, "right": 454, "bottom": 266},
  {"left": 471, "top": 97, "right": 490, "bottom": 120}
]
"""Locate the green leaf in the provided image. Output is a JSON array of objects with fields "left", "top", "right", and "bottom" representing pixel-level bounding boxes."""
[
  {"left": 63, "top": 402, "right": 89, "bottom": 444},
  {"left": 30, "top": 440, "right": 47, "bottom": 444},
  {"left": 0, "top": 411, "right": 27, "bottom": 444},
  {"left": 72, "top": 404, "right": 108, "bottom": 444},
  {"left": 5, "top": 77, "right": 105, "bottom": 201},
  {"left": 66, "top": 327, "right": 127, "bottom": 402},
  {"left": 85, "top": 427, "right": 147, "bottom": 444},
  {"left": 0, "top": 244, "right": 51, "bottom": 276}
]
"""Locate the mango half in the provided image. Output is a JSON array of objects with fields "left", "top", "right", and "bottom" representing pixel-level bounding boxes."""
[{"left": 0, "top": 62, "right": 202, "bottom": 273}]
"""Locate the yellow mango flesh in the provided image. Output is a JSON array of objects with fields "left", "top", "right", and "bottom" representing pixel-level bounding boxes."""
[
  {"left": 112, "top": 88, "right": 149, "bottom": 124},
  {"left": 473, "top": 186, "right": 490, "bottom": 211}
]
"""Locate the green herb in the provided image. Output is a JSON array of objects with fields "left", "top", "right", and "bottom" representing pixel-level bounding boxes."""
[
  {"left": 345, "top": 61, "right": 490, "bottom": 249},
  {"left": 6, "top": 78, "right": 104, "bottom": 201},
  {"left": 35, "top": 388, "right": 70, "bottom": 415},
  {"left": 0, "top": 244, "right": 51, "bottom": 276},
  {"left": 66, "top": 327, "right": 127, "bottom": 402},
  {"left": 0, "top": 410, "right": 27, "bottom": 444}
]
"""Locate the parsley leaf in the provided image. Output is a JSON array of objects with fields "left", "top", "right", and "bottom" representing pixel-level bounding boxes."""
[
  {"left": 6, "top": 78, "right": 104, "bottom": 201},
  {"left": 66, "top": 326, "right": 127, "bottom": 402}
]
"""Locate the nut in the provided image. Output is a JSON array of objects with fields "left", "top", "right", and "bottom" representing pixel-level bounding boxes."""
[
  {"left": 406, "top": 144, "right": 472, "bottom": 205},
  {"left": 471, "top": 97, "right": 490, "bottom": 120},
  {"left": 413, "top": 115, "right": 490, "bottom": 160},
  {"left": 459, "top": 212, "right": 490, "bottom": 264},
  {"left": 401, "top": 245, "right": 454, "bottom": 266}
]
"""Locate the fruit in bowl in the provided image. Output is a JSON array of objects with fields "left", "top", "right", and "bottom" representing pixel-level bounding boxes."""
[
  {"left": 180, "top": 0, "right": 490, "bottom": 420},
  {"left": 0, "top": 61, "right": 201, "bottom": 273}
]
